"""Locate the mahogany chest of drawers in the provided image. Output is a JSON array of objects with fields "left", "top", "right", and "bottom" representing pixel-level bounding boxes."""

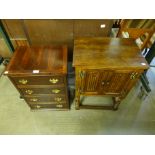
[
  {"left": 4, "top": 46, "right": 69, "bottom": 110},
  {"left": 73, "top": 37, "right": 149, "bottom": 110}
]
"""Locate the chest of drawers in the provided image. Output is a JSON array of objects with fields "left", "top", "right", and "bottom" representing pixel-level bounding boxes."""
[
  {"left": 73, "top": 37, "right": 149, "bottom": 110},
  {"left": 4, "top": 46, "right": 69, "bottom": 110}
]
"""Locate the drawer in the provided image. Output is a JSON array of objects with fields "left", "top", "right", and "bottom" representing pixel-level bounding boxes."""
[
  {"left": 24, "top": 95, "right": 67, "bottom": 104},
  {"left": 19, "top": 86, "right": 66, "bottom": 95},
  {"left": 10, "top": 75, "right": 65, "bottom": 85},
  {"left": 29, "top": 104, "right": 69, "bottom": 110}
]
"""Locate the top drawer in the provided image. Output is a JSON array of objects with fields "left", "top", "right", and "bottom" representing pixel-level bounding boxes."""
[{"left": 10, "top": 75, "right": 65, "bottom": 85}]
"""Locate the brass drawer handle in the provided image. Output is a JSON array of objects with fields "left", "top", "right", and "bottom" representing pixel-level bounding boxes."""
[
  {"left": 25, "top": 90, "right": 33, "bottom": 95},
  {"left": 52, "top": 89, "right": 61, "bottom": 94},
  {"left": 56, "top": 105, "right": 63, "bottom": 108},
  {"left": 30, "top": 98, "right": 38, "bottom": 102},
  {"left": 54, "top": 97, "right": 62, "bottom": 102},
  {"left": 36, "top": 105, "right": 41, "bottom": 109},
  {"left": 19, "top": 79, "right": 28, "bottom": 84},
  {"left": 49, "top": 78, "right": 59, "bottom": 84}
]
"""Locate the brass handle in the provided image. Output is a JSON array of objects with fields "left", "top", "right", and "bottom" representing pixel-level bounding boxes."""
[
  {"left": 49, "top": 78, "right": 59, "bottom": 84},
  {"left": 52, "top": 89, "right": 61, "bottom": 94},
  {"left": 36, "top": 105, "right": 41, "bottom": 109},
  {"left": 19, "top": 79, "right": 28, "bottom": 84},
  {"left": 30, "top": 98, "right": 38, "bottom": 102},
  {"left": 54, "top": 97, "right": 62, "bottom": 102},
  {"left": 56, "top": 105, "right": 63, "bottom": 108},
  {"left": 130, "top": 72, "right": 138, "bottom": 79},
  {"left": 25, "top": 90, "right": 33, "bottom": 95}
]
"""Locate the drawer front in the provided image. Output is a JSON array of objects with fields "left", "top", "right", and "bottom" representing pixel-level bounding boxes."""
[
  {"left": 24, "top": 95, "right": 66, "bottom": 104},
  {"left": 19, "top": 87, "right": 65, "bottom": 95},
  {"left": 10, "top": 75, "right": 64, "bottom": 85},
  {"left": 29, "top": 104, "right": 69, "bottom": 110}
]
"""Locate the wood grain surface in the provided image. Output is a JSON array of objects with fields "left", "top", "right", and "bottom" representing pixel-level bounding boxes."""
[
  {"left": 73, "top": 37, "right": 149, "bottom": 69},
  {"left": 5, "top": 45, "right": 68, "bottom": 75}
]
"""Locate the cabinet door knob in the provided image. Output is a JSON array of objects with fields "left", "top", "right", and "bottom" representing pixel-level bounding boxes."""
[
  {"left": 106, "top": 81, "right": 110, "bottom": 85},
  {"left": 101, "top": 81, "right": 105, "bottom": 85},
  {"left": 52, "top": 89, "right": 60, "bottom": 94},
  {"left": 30, "top": 98, "right": 38, "bottom": 102},
  {"left": 19, "top": 79, "right": 28, "bottom": 84},
  {"left": 49, "top": 78, "right": 59, "bottom": 84},
  {"left": 25, "top": 90, "right": 33, "bottom": 94}
]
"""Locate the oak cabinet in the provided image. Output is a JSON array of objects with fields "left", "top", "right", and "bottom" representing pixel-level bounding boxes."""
[{"left": 73, "top": 37, "right": 149, "bottom": 110}]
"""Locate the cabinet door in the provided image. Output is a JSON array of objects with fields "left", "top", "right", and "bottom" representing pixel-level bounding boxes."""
[
  {"left": 100, "top": 71, "right": 131, "bottom": 95},
  {"left": 100, "top": 70, "right": 140, "bottom": 96},
  {"left": 80, "top": 70, "right": 100, "bottom": 93}
]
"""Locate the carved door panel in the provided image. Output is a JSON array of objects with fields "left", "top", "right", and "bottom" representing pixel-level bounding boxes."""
[
  {"left": 101, "top": 71, "right": 131, "bottom": 95},
  {"left": 100, "top": 70, "right": 140, "bottom": 96},
  {"left": 80, "top": 70, "right": 100, "bottom": 93}
]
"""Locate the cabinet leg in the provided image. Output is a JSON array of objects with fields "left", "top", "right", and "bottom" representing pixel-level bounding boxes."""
[
  {"left": 20, "top": 95, "right": 23, "bottom": 99},
  {"left": 75, "top": 96, "right": 80, "bottom": 110},
  {"left": 75, "top": 92, "right": 80, "bottom": 110},
  {"left": 113, "top": 97, "right": 121, "bottom": 111}
]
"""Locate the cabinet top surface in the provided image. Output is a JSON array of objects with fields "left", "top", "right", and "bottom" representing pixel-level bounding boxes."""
[
  {"left": 5, "top": 46, "right": 67, "bottom": 75},
  {"left": 73, "top": 37, "right": 149, "bottom": 69}
]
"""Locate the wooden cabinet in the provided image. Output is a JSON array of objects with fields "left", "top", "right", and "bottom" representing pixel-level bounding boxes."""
[
  {"left": 73, "top": 37, "right": 149, "bottom": 110},
  {"left": 4, "top": 46, "right": 69, "bottom": 110}
]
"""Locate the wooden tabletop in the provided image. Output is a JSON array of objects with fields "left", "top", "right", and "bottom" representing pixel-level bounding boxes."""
[
  {"left": 73, "top": 37, "right": 149, "bottom": 69},
  {"left": 5, "top": 45, "right": 67, "bottom": 75}
]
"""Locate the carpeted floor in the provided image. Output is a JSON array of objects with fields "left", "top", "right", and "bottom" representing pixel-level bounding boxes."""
[{"left": 0, "top": 63, "right": 155, "bottom": 135}]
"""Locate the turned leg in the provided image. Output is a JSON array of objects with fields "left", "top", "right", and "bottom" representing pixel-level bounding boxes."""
[
  {"left": 75, "top": 89, "right": 80, "bottom": 110},
  {"left": 20, "top": 95, "right": 23, "bottom": 99},
  {"left": 112, "top": 97, "right": 121, "bottom": 110}
]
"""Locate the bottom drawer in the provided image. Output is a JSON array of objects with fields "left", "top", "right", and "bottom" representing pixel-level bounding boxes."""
[
  {"left": 29, "top": 104, "right": 69, "bottom": 110},
  {"left": 24, "top": 95, "right": 67, "bottom": 104}
]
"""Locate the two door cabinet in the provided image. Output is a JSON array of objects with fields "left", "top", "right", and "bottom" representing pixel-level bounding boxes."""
[{"left": 73, "top": 37, "right": 149, "bottom": 110}]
